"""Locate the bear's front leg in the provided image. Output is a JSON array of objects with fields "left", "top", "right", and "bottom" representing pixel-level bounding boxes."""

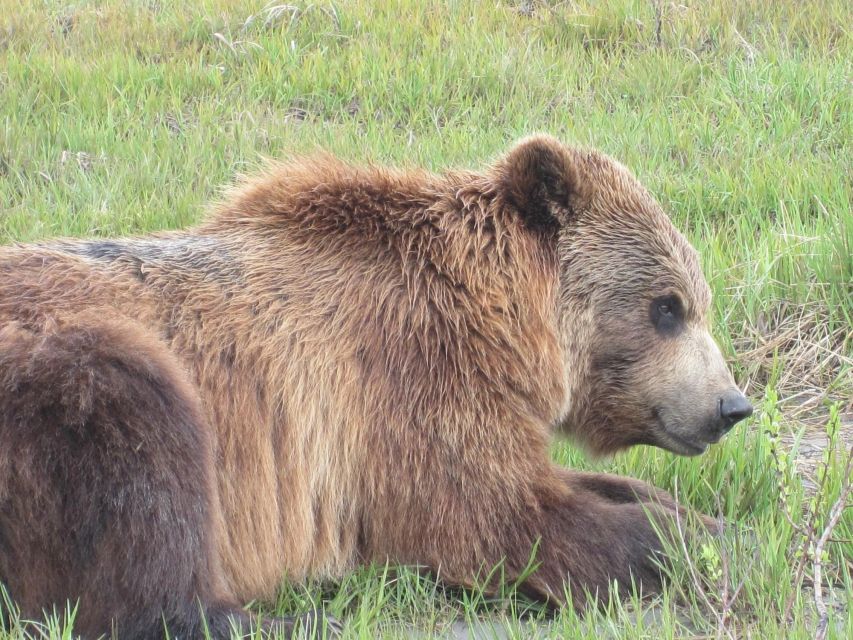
[
  {"left": 557, "top": 469, "right": 679, "bottom": 508},
  {"left": 375, "top": 469, "right": 682, "bottom": 609},
  {"left": 557, "top": 469, "right": 719, "bottom": 534},
  {"left": 510, "top": 472, "right": 678, "bottom": 608}
]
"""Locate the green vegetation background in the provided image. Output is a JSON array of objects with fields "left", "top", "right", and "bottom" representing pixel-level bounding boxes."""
[{"left": 0, "top": 1, "right": 850, "bottom": 638}]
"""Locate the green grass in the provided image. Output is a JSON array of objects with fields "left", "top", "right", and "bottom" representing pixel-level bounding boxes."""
[{"left": 1, "top": 0, "right": 851, "bottom": 638}]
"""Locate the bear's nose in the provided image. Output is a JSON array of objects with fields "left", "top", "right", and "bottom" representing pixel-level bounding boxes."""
[{"left": 719, "top": 390, "right": 753, "bottom": 432}]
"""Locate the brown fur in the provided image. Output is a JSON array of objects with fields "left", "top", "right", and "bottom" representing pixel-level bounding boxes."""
[{"left": 0, "top": 136, "right": 747, "bottom": 635}]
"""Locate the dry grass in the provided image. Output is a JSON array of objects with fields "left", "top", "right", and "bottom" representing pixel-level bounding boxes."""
[{"left": 735, "top": 301, "right": 852, "bottom": 420}]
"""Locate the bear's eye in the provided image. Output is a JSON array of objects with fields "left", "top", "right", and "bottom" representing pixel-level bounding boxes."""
[{"left": 650, "top": 295, "right": 683, "bottom": 336}]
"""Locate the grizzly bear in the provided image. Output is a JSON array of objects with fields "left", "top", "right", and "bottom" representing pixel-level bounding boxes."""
[{"left": 0, "top": 136, "right": 752, "bottom": 638}]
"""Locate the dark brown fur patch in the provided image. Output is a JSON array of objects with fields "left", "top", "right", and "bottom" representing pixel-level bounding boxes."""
[
  {"left": 0, "top": 316, "right": 309, "bottom": 639},
  {"left": 495, "top": 135, "right": 592, "bottom": 231}
]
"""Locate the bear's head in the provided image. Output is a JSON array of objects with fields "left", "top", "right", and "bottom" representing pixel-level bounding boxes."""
[{"left": 496, "top": 136, "right": 752, "bottom": 456}]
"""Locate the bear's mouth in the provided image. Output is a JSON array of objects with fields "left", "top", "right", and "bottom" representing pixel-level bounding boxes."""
[
  {"left": 652, "top": 408, "right": 710, "bottom": 456},
  {"left": 658, "top": 429, "right": 708, "bottom": 456}
]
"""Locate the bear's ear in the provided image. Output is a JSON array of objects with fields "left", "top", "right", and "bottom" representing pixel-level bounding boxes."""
[{"left": 495, "top": 135, "right": 590, "bottom": 231}]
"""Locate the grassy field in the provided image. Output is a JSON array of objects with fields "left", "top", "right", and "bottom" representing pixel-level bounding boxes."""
[{"left": 0, "top": 0, "right": 851, "bottom": 638}]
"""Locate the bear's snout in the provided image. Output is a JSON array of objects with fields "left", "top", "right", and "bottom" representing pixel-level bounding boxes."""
[
  {"left": 719, "top": 390, "right": 753, "bottom": 429},
  {"left": 697, "top": 389, "right": 752, "bottom": 446}
]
